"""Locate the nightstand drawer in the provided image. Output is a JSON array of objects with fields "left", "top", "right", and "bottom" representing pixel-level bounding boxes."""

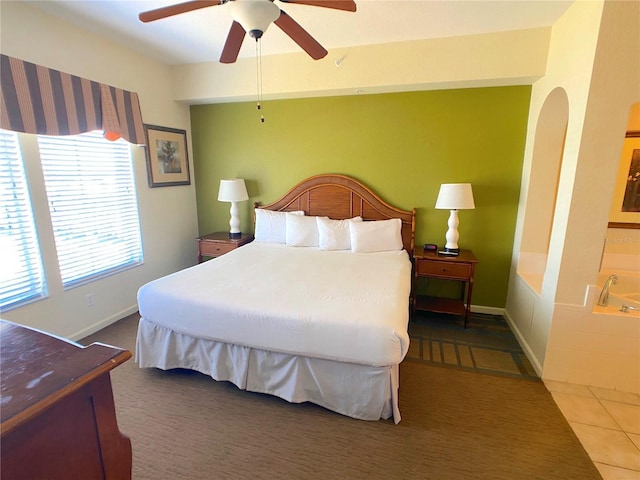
[
  {"left": 197, "top": 232, "right": 253, "bottom": 263},
  {"left": 416, "top": 259, "right": 472, "bottom": 279},
  {"left": 199, "top": 242, "right": 235, "bottom": 257}
]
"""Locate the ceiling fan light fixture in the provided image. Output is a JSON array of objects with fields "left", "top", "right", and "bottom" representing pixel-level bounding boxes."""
[{"left": 231, "top": 0, "right": 280, "bottom": 39}]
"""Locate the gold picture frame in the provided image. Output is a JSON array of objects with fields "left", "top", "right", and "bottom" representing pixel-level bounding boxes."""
[
  {"left": 608, "top": 131, "right": 640, "bottom": 229},
  {"left": 144, "top": 124, "right": 190, "bottom": 187}
]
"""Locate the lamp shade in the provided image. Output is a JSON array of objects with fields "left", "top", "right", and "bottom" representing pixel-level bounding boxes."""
[
  {"left": 218, "top": 179, "right": 249, "bottom": 202},
  {"left": 231, "top": 0, "right": 280, "bottom": 39},
  {"left": 435, "top": 183, "right": 475, "bottom": 210}
]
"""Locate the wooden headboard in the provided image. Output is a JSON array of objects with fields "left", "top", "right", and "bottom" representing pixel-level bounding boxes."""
[{"left": 254, "top": 174, "right": 416, "bottom": 252}]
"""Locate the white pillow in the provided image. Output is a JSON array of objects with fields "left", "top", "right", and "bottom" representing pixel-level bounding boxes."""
[
  {"left": 286, "top": 214, "right": 325, "bottom": 247},
  {"left": 317, "top": 216, "right": 362, "bottom": 251},
  {"left": 254, "top": 209, "right": 304, "bottom": 244},
  {"left": 349, "top": 218, "right": 403, "bottom": 253}
]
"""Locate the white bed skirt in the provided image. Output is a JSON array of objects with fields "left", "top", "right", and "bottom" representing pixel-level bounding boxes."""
[{"left": 136, "top": 318, "right": 401, "bottom": 423}]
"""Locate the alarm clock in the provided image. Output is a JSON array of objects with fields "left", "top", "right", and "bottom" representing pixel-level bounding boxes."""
[{"left": 423, "top": 243, "right": 438, "bottom": 251}]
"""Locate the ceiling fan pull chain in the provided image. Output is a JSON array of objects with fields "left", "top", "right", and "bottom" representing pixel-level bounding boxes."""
[{"left": 256, "top": 40, "right": 265, "bottom": 123}]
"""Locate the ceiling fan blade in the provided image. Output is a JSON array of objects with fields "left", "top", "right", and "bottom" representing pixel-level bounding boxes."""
[
  {"left": 220, "top": 21, "right": 246, "bottom": 64},
  {"left": 279, "top": 0, "right": 356, "bottom": 12},
  {"left": 274, "top": 11, "right": 328, "bottom": 60},
  {"left": 139, "top": 1, "right": 221, "bottom": 23}
]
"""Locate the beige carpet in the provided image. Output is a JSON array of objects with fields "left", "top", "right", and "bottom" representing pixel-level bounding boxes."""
[{"left": 82, "top": 313, "right": 601, "bottom": 480}]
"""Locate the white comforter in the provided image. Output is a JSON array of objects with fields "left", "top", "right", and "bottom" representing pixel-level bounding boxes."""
[{"left": 137, "top": 242, "right": 412, "bottom": 366}]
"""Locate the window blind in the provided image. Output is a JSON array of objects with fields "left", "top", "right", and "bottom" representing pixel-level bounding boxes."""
[
  {"left": 38, "top": 131, "right": 143, "bottom": 288},
  {"left": 0, "top": 130, "right": 46, "bottom": 310}
]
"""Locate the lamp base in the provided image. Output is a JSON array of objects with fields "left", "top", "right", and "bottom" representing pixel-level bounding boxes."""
[
  {"left": 439, "top": 247, "right": 460, "bottom": 256},
  {"left": 229, "top": 232, "right": 242, "bottom": 239}
]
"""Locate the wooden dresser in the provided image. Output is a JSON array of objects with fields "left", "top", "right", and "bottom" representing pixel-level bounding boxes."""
[{"left": 0, "top": 319, "right": 132, "bottom": 480}]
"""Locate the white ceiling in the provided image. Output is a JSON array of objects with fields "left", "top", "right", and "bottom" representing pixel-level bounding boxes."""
[{"left": 27, "top": 0, "right": 574, "bottom": 66}]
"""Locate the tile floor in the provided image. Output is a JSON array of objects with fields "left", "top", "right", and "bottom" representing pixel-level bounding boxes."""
[{"left": 545, "top": 380, "right": 640, "bottom": 479}]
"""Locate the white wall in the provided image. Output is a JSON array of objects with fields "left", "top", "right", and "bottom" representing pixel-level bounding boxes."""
[
  {"left": 506, "top": 0, "right": 604, "bottom": 370},
  {"left": 505, "top": 0, "right": 640, "bottom": 393},
  {"left": 0, "top": 2, "right": 199, "bottom": 340}
]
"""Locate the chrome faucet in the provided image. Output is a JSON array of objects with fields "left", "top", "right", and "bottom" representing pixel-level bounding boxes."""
[
  {"left": 620, "top": 305, "right": 639, "bottom": 313},
  {"left": 597, "top": 274, "right": 618, "bottom": 306}
]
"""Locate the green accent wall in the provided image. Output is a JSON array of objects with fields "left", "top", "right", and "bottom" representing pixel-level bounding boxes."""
[{"left": 190, "top": 86, "right": 531, "bottom": 308}]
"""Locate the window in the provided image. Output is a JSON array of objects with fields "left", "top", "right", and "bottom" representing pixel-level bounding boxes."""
[
  {"left": 38, "top": 131, "right": 143, "bottom": 288},
  {"left": 0, "top": 130, "right": 46, "bottom": 310}
]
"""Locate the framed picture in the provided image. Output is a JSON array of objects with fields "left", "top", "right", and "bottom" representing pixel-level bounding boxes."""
[
  {"left": 144, "top": 124, "right": 190, "bottom": 187},
  {"left": 608, "top": 131, "right": 640, "bottom": 229}
]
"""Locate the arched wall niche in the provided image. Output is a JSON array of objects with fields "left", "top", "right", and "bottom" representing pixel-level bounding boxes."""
[{"left": 517, "top": 87, "right": 569, "bottom": 293}]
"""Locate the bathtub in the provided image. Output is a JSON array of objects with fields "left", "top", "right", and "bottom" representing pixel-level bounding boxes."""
[
  {"left": 594, "top": 270, "right": 640, "bottom": 317},
  {"left": 546, "top": 271, "right": 640, "bottom": 393}
]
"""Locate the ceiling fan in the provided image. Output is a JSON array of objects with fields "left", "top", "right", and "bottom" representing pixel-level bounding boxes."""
[{"left": 139, "top": 0, "right": 357, "bottom": 64}]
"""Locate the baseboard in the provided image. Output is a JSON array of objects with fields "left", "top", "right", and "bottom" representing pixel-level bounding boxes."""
[
  {"left": 70, "top": 305, "right": 139, "bottom": 342},
  {"left": 503, "top": 309, "right": 543, "bottom": 376},
  {"left": 470, "top": 304, "right": 505, "bottom": 316}
]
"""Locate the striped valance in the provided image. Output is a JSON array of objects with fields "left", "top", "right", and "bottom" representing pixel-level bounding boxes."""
[{"left": 0, "top": 54, "right": 145, "bottom": 145}]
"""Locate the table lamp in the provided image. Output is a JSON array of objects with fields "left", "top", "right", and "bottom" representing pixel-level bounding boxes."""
[
  {"left": 217, "top": 179, "right": 249, "bottom": 238},
  {"left": 435, "top": 183, "right": 475, "bottom": 255}
]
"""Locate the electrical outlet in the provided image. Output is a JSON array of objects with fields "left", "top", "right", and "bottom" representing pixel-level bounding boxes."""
[{"left": 86, "top": 293, "right": 94, "bottom": 307}]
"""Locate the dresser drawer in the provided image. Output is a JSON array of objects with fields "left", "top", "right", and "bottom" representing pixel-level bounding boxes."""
[
  {"left": 199, "top": 242, "right": 235, "bottom": 257},
  {"left": 416, "top": 259, "right": 472, "bottom": 279}
]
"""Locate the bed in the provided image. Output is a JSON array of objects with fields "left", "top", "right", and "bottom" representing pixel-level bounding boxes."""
[{"left": 136, "top": 174, "right": 416, "bottom": 423}]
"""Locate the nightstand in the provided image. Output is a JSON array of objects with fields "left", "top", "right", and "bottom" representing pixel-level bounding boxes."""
[
  {"left": 412, "top": 246, "right": 478, "bottom": 328},
  {"left": 197, "top": 232, "right": 253, "bottom": 263}
]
